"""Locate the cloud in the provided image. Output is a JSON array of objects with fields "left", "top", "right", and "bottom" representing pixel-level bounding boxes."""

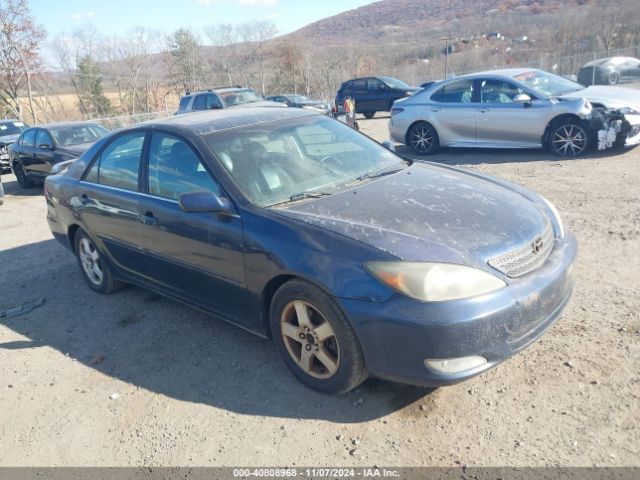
[{"left": 71, "top": 11, "right": 95, "bottom": 21}]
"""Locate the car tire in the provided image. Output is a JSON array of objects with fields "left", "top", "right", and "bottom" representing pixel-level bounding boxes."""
[
  {"left": 74, "top": 230, "right": 123, "bottom": 294},
  {"left": 548, "top": 119, "right": 588, "bottom": 157},
  {"left": 270, "top": 279, "right": 367, "bottom": 394},
  {"left": 13, "top": 163, "right": 33, "bottom": 188},
  {"left": 408, "top": 121, "right": 439, "bottom": 155},
  {"left": 608, "top": 72, "right": 620, "bottom": 85},
  {"left": 363, "top": 112, "right": 375, "bottom": 119}
]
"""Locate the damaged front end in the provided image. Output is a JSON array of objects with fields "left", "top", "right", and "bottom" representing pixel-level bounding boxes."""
[{"left": 588, "top": 105, "right": 640, "bottom": 150}]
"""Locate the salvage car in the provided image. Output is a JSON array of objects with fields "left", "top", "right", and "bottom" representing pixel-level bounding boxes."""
[
  {"left": 0, "top": 119, "right": 29, "bottom": 173},
  {"left": 335, "top": 76, "right": 418, "bottom": 118},
  {"left": 390, "top": 68, "right": 640, "bottom": 156},
  {"left": 10, "top": 121, "right": 110, "bottom": 188},
  {"left": 45, "top": 107, "right": 576, "bottom": 393},
  {"left": 176, "top": 87, "right": 285, "bottom": 114},
  {"left": 577, "top": 56, "right": 640, "bottom": 86},
  {"left": 266, "top": 94, "right": 332, "bottom": 115}
]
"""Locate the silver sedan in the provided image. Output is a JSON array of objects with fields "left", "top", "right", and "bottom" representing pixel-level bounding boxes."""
[{"left": 389, "top": 68, "right": 640, "bottom": 157}]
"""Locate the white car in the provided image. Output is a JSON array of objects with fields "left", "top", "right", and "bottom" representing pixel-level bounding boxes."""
[{"left": 389, "top": 68, "right": 640, "bottom": 157}]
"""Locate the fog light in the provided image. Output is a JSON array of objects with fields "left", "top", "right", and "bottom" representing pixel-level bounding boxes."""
[{"left": 424, "top": 356, "right": 487, "bottom": 374}]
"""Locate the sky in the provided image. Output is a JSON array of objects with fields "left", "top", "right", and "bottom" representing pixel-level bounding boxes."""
[{"left": 29, "top": 0, "right": 377, "bottom": 39}]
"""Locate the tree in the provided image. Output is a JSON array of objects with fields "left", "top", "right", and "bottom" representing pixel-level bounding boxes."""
[
  {"left": 166, "top": 28, "right": 206, "bottom": 93},
  {"left": 0, "top": 0, "right": 46, "bottom": 122},
  {"left": 204, "top": 23, "right": 239, "bottom": 86},
  {"left": 75, "top": 55, "right": 111, "bottom": 117}
]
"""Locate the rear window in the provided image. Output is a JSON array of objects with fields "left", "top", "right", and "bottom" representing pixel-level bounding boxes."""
[
  {"left": 431, "top": 79, "right": 474, "bottom": 103},
  {"left": 178, "top": 96, "right": 191, "bottom": 111}
]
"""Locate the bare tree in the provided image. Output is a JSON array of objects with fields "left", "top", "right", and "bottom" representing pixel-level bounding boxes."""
[
  {"left": 0, "top": 0, "right": 45, "bottom": 122},
  {"left": 237, "top": 21, "right": 277, "bottom": 95},
  {"left": 204, "top": 23, "right": 239, "bottom": 86}
]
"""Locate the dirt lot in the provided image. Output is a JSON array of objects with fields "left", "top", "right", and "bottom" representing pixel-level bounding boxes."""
[{"left": 0, "top": 117, "right": 638, "bottom": 467}]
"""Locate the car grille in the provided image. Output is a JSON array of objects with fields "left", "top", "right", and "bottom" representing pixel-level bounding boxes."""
[{"left": 488, "top": 222, "right": 555, "bottom": 278}]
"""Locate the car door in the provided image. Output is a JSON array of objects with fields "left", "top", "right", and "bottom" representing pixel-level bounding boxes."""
[
  {"left": 621, "top": 59, "right": 640, "bottom": 82},
  {"left": 16, "top": 128, "right": 37, "bottom": 173},
  {"left": 365, "top": 78, "right": 388, "bottom": 112},
  {"left": 31, "top": 129, "right": 55, "bottom": 176},
  {"left": 78, "top": 130, "right": 148, "bottom": 277},
  {"left": 475, "top": 78, "right": 548, "bottom": 147},
  {"left": 428, "top": 79, "right": 477, "bottom": 146},
  {"left": 137, "top": 131, "right": 249, "bottom": 323}
]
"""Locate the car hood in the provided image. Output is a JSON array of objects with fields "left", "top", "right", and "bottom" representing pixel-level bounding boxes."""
[
  {"left": 56, "top": 141, "right": 95, "bottom": 157},
  {"left": 0, "top": 133, "right": 20, "bottom": 145},
  {"left": 560, "top": 86, "right": 640, "bottom": 110},
  {"left": 231, "top": 100, "right": 287, "bottom": 108},
  {"left": 274, "top": 163, "right": 550, "bottom": 269},
  {"left": 295, "top": 100, "right": 328, "bottom": 107}
]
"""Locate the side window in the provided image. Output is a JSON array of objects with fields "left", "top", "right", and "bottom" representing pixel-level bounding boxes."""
[
  {"left": 206, "top": 93, "right": 223, "bottom": 109},
  {"left": 148, "top": 133, "right": 220, "bottom": 200},
  {"left": 35, "top": 129, "right": 53, "bottom": 148},
  {"left": 480, "top": 79, "right": 522, "bottom": 104},
  {"left": 178, "top": 96, "right": 191, "bottom": 110},
  {"left": 193, "top": 94, "right": 207, "bottom": 110},
  {"left": 84, "top": 132, "right": 145, "bottom": 191},
  {"left": 431, "top": 79, "right": 475, "bottom": 103},
  {"left": 367, "top": 79, "right": 384, "bottom": 91},
  {"left": 351, "top": 80, "right": 366, "bottom": 91},
  {"left": 21, "top": 129, "right": 36, "bottom": 147}
]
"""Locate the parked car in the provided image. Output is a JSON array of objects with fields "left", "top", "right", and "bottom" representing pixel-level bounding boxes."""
[
  {"left": 0, "top": 119, "right": 30, "bottom": 173},
  {"left": 335, "top": 76, "right": 418, "bottom": 119},
  {"left": 390, "top": 68, "right": 640, "bottom": 156},
  {"left": 10, "top": 121, "right": 110, "bottom": 188},
  {"left": 577, "top": 56, "right": 640, "bottom": 86},
  {"left": 176, "top": 86, "right": 285, "bottom": 114},
  {"left": 266, "top": 94, "right": 331, "bottom": 115},
  {"left": 45, "top": 107, "right": 576, "bottom": 393}
]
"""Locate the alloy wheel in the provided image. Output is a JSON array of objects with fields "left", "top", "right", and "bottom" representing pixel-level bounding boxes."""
[
  {"left": 410, "top": 126, "right": 434, "bottom": 153},
  {"left": 552, "top": 124, "right": 587, "bottom": 156},
  {"left": 79, "top": 237, "right": 104, "bottom": 286},
  {"left": 280, "top": 300, "right": 340, "bottom": 379}
]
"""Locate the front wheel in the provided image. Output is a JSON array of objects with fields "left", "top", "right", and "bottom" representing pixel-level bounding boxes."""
[
  {"left": 608, "top": 72, "right": 620, "bottom": 85},
  {"left": 13, "top": 163, "right": 33, "bottom": 188},
  {"left": 548, "top": 120, "right": 588, "bottom": 157},
  {"left": 270, "top": 280, "right": 367, "bottom": 393},
  {"left": 75, "top": 230, "right": 123, "bottom": 294},
  {"left": 408, "top": 121, "right": 439, "bottom": 155}
]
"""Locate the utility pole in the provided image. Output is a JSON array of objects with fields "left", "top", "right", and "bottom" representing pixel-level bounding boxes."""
[{"left": 443, "top": 35, "right": 455, "bottom": 79}]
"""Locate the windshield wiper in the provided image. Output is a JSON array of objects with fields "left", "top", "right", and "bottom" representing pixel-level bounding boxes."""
[
  {"left": 349, "top": 168, "right": 404, "bottom": 184},
  {"left": 268, "top": 191, "right": 333, "bottom": 207}
]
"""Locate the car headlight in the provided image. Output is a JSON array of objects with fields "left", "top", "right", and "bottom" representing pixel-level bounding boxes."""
[
  {"left": 618, "top": 107, "right": 640, "bottom": 115},
  {"left": 365, "top": 261, "right": 506, "bottom": 302},
  {"left": 541, "top": 196, "right": 565, "bottom": 239}
]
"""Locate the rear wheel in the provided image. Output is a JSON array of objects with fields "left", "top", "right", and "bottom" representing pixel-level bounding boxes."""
[
  {"left": 75, "top": 230, "right": 123, "bottom": 294},
  {"left": 548, "top": 120, "right": 588, "bottom": 157},
  {"left": 363, "top": 112, "right": 375, "bottom": 119},
  {"left": 270, "top": 279, "right": 367, "bottom": 393},
  {"left": 608, "top": 72, "right": 620, "bottom": 85},
  {"left": 408, "top": 121, "right": 439, "bottom": 155}
]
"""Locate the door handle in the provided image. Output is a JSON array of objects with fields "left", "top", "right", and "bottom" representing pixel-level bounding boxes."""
[
  {"left": 477, "top": 108, "right": 490, "bottom": 113},
  {"left": 80, "top": 193, "right": 90, "bottom": 205},
  {"left": 139, "top": 211, "right": 158, "bottom": 226},
  {"left": 431, "top": 108, "right": 441, "bottom": 112}
]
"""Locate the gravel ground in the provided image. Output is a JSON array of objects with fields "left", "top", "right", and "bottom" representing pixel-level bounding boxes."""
[{"left": 0, "top": 116, "right": 638, "bottom": 467}]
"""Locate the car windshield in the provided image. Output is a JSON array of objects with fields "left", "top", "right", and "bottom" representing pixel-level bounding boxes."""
[
  {"left": 204, "top": 115, "right": 408, "bottom": 207},
  {"left": 0, "top": 121, "right": 28, "bottom": 136},
  {"left": 49, "top": 124, "right": 110, "bottom": 146},
  {"left": 287, "top": 95, "right": 308, "bottom": 102},
  {"left": 379, "top": 76, "right": 411, "bottom": 90},
  {"left": 219, "top": 89, "right": 263, "bottom": 106},
  {"left": 513, "top": 70, "right": 584, "bottom": 97}
]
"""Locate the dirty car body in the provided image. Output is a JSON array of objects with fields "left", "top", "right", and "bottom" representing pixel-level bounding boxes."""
[
  {"left": 390, "top": 68, "right": 640, "bottom": 156},
  {"left": 45, "top": 107, "right": 576, "bottom": 389}
]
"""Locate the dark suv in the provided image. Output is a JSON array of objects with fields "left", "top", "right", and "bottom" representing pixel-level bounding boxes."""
[
  {"left": 176, "top": 87, "right": 285, "bottom": 114},
  {"left": 335, "top": 76, "right": 418, "bottom": 119}
]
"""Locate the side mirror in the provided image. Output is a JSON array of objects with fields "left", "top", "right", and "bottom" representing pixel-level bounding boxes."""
[
  {"left": 179, "top": 190, "right": 236, "bottom": 216},
  {"left": 513, "top": 93, "right": 532, "bottom": 106},
  {"left": 381, "top": 140, "right": 396, "bottom": 152}
]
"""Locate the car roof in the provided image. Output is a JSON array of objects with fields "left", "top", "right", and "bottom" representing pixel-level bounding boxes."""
[
  {"left": 141, "top": 106, "right": 318, "bottom": 136},
  {"left": 36, "top": 121, "right": 103, "bottom": 129},
  {"left": 451, "top": 68, "right": 538, "bottom": 80}
]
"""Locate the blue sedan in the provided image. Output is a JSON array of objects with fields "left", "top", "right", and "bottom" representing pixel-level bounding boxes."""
[{"left": 45, "top": 107, "right": 577, "bottom": 393}]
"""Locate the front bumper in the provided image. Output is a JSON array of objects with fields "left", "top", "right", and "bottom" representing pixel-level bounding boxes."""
[
  {"left": 622, "top": 113, "right": 640, "bottom": 146},
  {"left": 339, "top": 232, "right": 577, "bottom": 387},
  {"left": 0, "top": 153, "right": 10, "bottom": 170}
]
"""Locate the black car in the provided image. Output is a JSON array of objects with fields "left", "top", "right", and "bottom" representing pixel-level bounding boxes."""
[
  {"left": 266, "top": 94, "right": 331, "bottom": 115},
  {"left": 335, "top": 76, "right": 418, "bottom": 119},
  {"left": 577, "top": 56, "right": 640, "bottom": 86},
  {"left": 10, "top": 121, "right": 110, "bottom": 188},
  {"left": 0, "top": 119, "right": 30, "bottom": 173}
]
